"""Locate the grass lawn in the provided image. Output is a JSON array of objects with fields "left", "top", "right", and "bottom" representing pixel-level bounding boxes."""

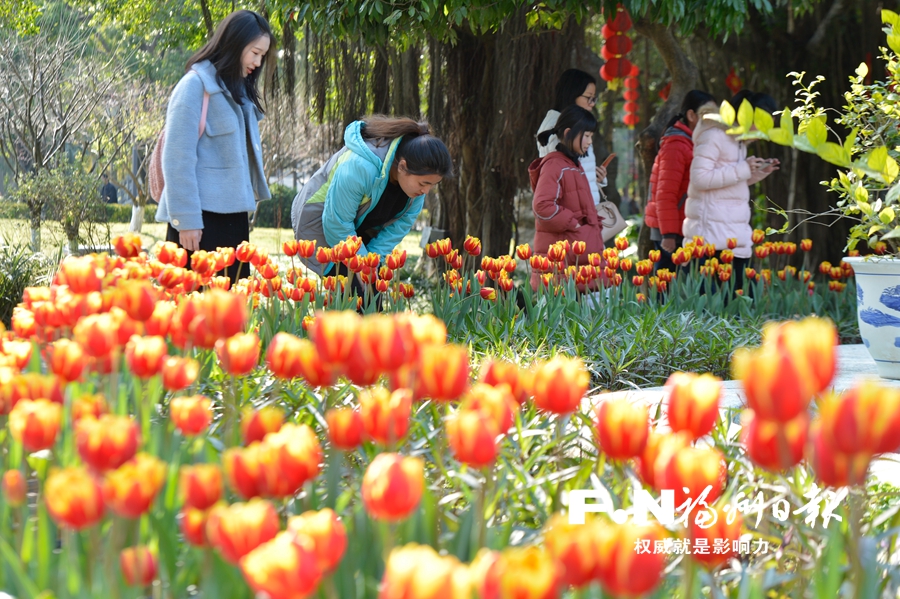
[{"left": 0, "top": 218, "right": 424, "bottom": 263}]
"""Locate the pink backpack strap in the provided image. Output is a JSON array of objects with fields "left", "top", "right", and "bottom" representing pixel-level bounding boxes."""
[
  {"left": 189, "top": 69, "right": 210, "bottom": 138},
  {"left": 199, "top": 91, "right": 210, "bottom": 138}
]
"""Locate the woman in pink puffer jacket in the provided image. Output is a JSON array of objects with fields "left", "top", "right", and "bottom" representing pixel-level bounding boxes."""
[{"left": 682, "top": 91, "right": 779, "bottom": 290}]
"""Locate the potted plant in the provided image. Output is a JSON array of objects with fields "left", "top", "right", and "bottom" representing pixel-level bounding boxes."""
[{"left": 709, "top": 9, "right": 900, "bottom": 378}]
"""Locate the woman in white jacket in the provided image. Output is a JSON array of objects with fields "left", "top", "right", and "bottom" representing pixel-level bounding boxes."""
[
  {"left": 683, "top": 91, "right": 779, "bottom": 292},
  {"left": 537, "top": 69, "right": 609, "bottom": 206}
]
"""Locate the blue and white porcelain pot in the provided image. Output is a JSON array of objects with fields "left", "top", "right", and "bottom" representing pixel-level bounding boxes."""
[{"left": 843, "top": 256, "right": 900, "bottom": 380}]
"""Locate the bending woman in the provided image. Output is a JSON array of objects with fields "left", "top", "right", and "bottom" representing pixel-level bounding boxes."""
[
  {"left": 155, "top": 10, "right": 274, "bottom": 283},
  {"left": 291, "top": 115, "right": 453, "bottom": 285}
]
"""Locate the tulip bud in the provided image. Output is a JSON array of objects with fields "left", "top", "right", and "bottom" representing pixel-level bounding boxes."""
[
  {"left": 125, "top": 335, "right": 168, "bottom": 379},
  {"left": 286, "top": 508, "right": 347, "bottom": 573},
  {"left": 687, "top": 501, "right": 742, "bottom": 570},
  {"left": 113, "top": 233, "right": 143, "bottom": 258},
  {"left": 492, "top": 546, "right": 562, "bottom": 599},
  {"left": 180, "top": 505, "right": 210, "bottom": 547},
  {"left": 447, "top": 408, "right": 500, "bottom": 468},
  {"left": 180, "top": 464, "right": 223, "bottom": 510},
  {"left": 201, "top": 289, "right": 248, "bottom": 339},
  {"left": 381, "top": 543, "right": 471, "bottom": 599},
  {"left": 809, "top": 423, "right": 871, "bottom": 488},
  {"left": 207, "top": 498, "right": 281, "bottom": 564},
  {"left": 636, "top": 430, "right": 692, "bottom": 491},
  {"left": 257, "top": 424, "right": 323, "bottom": 498},
  {"left": 2, "top": 469, "right": 26, "bottom": 507},
  {"left": 418, "top": 344, "right": 469, "bottom": 402},
  {"left": 740, "top": 409, "right": 808, "bottom": 472},
  {"left": 241, "top": 405, "right": 284, "bottom": 445},
  {"left": 326, "top": 407, "right": 364, "bottom": 450},
  {"left": 224, "top": 443, "right": 265, "bottom": 500},
  {"left": 47, "top": 339, "right": 86, "bottom": 383},
  {"left": 531, "top": 356, "right": 589, "bottom": 415},
  {"left": 103, "top": 453, "right": 166, "bottom": 518},
  {"left": 309, "top": 310, "right": 360, "bottom": 367},
  {"left": 594, "top": 398, "right": 649, "bottom": 460},
  {"left": 9, "top": 398, "right": 61, "bottom": 452},
  {"left": 819, "top": 382, "right": 900, "bottom": 455},
  {"left": 664, "top": 372, "right": 721, "bottom": 440},
  {"left": 542, "top": 513, "right": 603, "bottom": 588},
  {"left": 359, "top": 386, "right": 412, "bottom": 445},
  {"left": 120, "top": 546, "right": 157, "bottom": 586},
  {"left": 162, "top": 356, "right": 199, "bottom": 391},
  {"left": 75, "top": 414, "right": 141, "bottom": 472},
  {"left": 73, "top": 313, "right": 117, "bottom": 358},
  {"left": 45, "top": 467, "right": 105, "bottom": 529},
  {"left": 239, "top": 531, "right": 323, "bottom": 599},
  {"left": 595, "top": 521, "right": 666, "bottom": 596},
  {"left": 170, "top": 395, "right": 212, "bottom": 436},
  {"left": 478, "top": 359, "right": 530, "bottom": 406},
  {"left": 362, "top": 453, "right": 424, "bottom": 521},
  {"left": 658, "top": 446, "right": 727, "bottom": 509},
  {"left": 215, "top": 332, "right": 260, "bottom": 377}
]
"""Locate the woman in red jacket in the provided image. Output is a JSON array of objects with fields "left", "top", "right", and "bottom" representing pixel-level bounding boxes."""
[
  {"left": 644, "top": 90, "right": 716, "bottom": 272},
  {"left": 529, "top": 105, "right": 604, "bottom": 292}
]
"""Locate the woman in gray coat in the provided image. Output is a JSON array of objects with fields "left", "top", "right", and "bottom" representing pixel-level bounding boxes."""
[{"left": 155, "top": 10, "right": 274, "bottom": 283}]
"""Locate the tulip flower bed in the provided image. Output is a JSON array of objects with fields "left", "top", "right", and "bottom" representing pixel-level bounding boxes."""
[{"left": 1, "top": 233, "right": 894, "bottom": 599}]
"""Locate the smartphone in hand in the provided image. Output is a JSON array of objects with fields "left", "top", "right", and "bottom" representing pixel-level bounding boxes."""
[{"left": 601, "top": 153, "right": 617, "bottom": 168}]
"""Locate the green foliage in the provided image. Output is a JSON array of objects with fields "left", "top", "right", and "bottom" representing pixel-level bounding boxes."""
[
  {"left": 708, "top": 12, "right": 900, "bottom": 256},
  {"left": 0, "top": 243, "right": 54, "bottom": 326},
  {"left": 0, "top": 0, "right": 41, "bottom": 34},
  {"left": 253, "top": 184, "right": 295, "bottom": 229}
]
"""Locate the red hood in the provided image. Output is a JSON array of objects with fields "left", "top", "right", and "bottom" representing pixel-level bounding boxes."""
[{"left": 528, "top": 152, "right": 575, "bottom": 192}]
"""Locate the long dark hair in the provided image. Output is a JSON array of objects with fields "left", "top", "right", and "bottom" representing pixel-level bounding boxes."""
[
  {"left": 729, "top": 90, "right": 777, "bottom": 115},
  {"left": 537, "top": 105, "right": 597, "bottom": 162},
  {"left": 186, "top": 10, "right": 275, "bottom": 113},
  {"left": 665, "top": 90, "right": 716, "bottom": 129},
  {"left": 553, "top": 69, "right": 597, "bottom": 112},
  {"left": 361, "top": 115, "right": 454, "bottom": 178}
]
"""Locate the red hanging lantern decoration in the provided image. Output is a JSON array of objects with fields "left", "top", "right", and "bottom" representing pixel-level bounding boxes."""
[
  {"left": 599, "top": 4, "right": 634, "bottom": 91},
  {"left": 658, "top": 81, "right": 672, "bottom": 101},
  {"left": 725, "top": 67, "right": 743, "bottom": 96},
  {"left": 624, "top": 90, "right": 640, "bottom": 101},
  {"left": 623, "top": 63, "right": 640, "bottom": 129}
]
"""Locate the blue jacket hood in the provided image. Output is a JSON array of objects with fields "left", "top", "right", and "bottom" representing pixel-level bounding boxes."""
[{"left": 344, "top": 121, "right": 388, "bottom": 173}]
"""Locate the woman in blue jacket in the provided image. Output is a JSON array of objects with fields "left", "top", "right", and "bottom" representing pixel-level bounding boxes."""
[
  {"left": 155, "top": 10, "right": 274, "bottom": 283},
  {"left": 291, "top": 116, "right": 453, "bottom": 288}
]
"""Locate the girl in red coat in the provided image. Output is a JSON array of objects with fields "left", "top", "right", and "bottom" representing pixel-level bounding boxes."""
[
  {"left": 529, "top": 106, "right": 604, "bottom": 292},
  {"left": 644, "top": 90, "right": 716, "bottom": 272}
]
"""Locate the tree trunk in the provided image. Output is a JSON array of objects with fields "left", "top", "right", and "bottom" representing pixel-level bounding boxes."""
[
  {"left": 437, "top": 12, "right": 586, "bottom": 257},
  {"left": 28, "top": 203, "right": 41, "bottom": 253},
  {"left": 373, "top": 48, "right": 391, "bottom": 115},
  {"left": 391, "top": 47, "right": 421, "bottom": 118},
  {"left": 129, "top": 204, "right": 145, "bottom": 233},
  {"left": 632, "top": 21, "right": 700, "bottom": 260}
]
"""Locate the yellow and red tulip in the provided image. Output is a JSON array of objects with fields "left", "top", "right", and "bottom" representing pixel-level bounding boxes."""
[
  {"left": 44, "top": 467, "right": 105, "bottom": 529},
  {"left": 532, "top": 356, "right": 589, "bottom": 415},
  {"left": 818, "top": 382, "right": 900, "bottom": 455},
  {"left": 594, "top": 398, "right": 649, "bottom": 460},
  {"left": 658, "top": 446, "right": 727, "bottom": 509},
  {"left": 594, "top": 521, "right": 666, "bottom": 597},
  {"left": 809, "top": 422, "right": 871, "bottom": 488},
  {"left": 286, "top": 508, "right": 347, "bottom": 573},
  {"left": 206, "top": 498, "right": 281, "bottom": 564},
  {"left": 543, "top": 513, "right": 602, "bottom": 588},
  {"left": 418, "top": 343, "right": 469, "bottom": 402},
  {"left": 9, "top": 398, "right": 61, "bottom": 452},
  {"left": 215, "top": 332, "right": 260, "bottom": 377},
  {"left": 636, "top": 429, "right": 692, "bottom": 490},
  {"left": 113, "top": 233, "right": 143, "bottom": 259},
  {"left": 687, "top": 501, "right": 742, "bottom": 570},
  {"left": 75, "top": 414, "right": 140, "bottom": 472},
  {"left": 239, "top": 531, "right": 322, "bottom": 599},
  {"left": 664, "top": 372, "right": 721, "bottom": 440},
  {"left": 241, "top": 405, "right": 284, "bottom": 445},
  {"left": 179, "top": 463, "right": 223, "bottom": 510},
  {"left": 359, "top": 386, "right": 412, "bottom": 445},
  {"left": 102, "top": 453, "right": 166, "bottom": 518},
  {"left": 361, "top": 453, "right": 424, "bottom": 521},
  {"left": 125, "top": 335, "right": 168, "bottom": 379},
  {"left": 161, "top": 356, "right": 199, "bottom": 391},
  {"left": 740, "top": 409, "right": 808, "bottom": 472},
  {"left": 170, "top": 395, "right": 212, "bottom": 436},
  {"left": 447, "top": 408, "right": 500, "bottom": 468},
  {"left": 257, "top": 423, "right": 322, "bottom": 498},
  {"left": 380, "top": 543, "right": 471, "bottom": 599},
  {"left": 325, "top": 407, "right": 364, "bottom": 450},
  {"left": 224, "top": 443, "right": 265, "bottom": 500},
  {"left": 120, "top": 546, "right": 158, "bottom": 586}
]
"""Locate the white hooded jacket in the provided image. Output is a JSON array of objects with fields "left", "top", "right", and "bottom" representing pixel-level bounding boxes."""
[{"left": 682, "top": 107, "right": 767, "bottom": 259}]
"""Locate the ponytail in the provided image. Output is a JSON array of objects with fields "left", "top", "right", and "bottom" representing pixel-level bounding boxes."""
[
  {"left": 537, "top": 127, "right": 558, "bottom": 147},
  {"left": 361, "top": 114, "right": 430, "bottom": 140},
  {"left": 361, "top": 114, "right": 454, "bottom": 179}
]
